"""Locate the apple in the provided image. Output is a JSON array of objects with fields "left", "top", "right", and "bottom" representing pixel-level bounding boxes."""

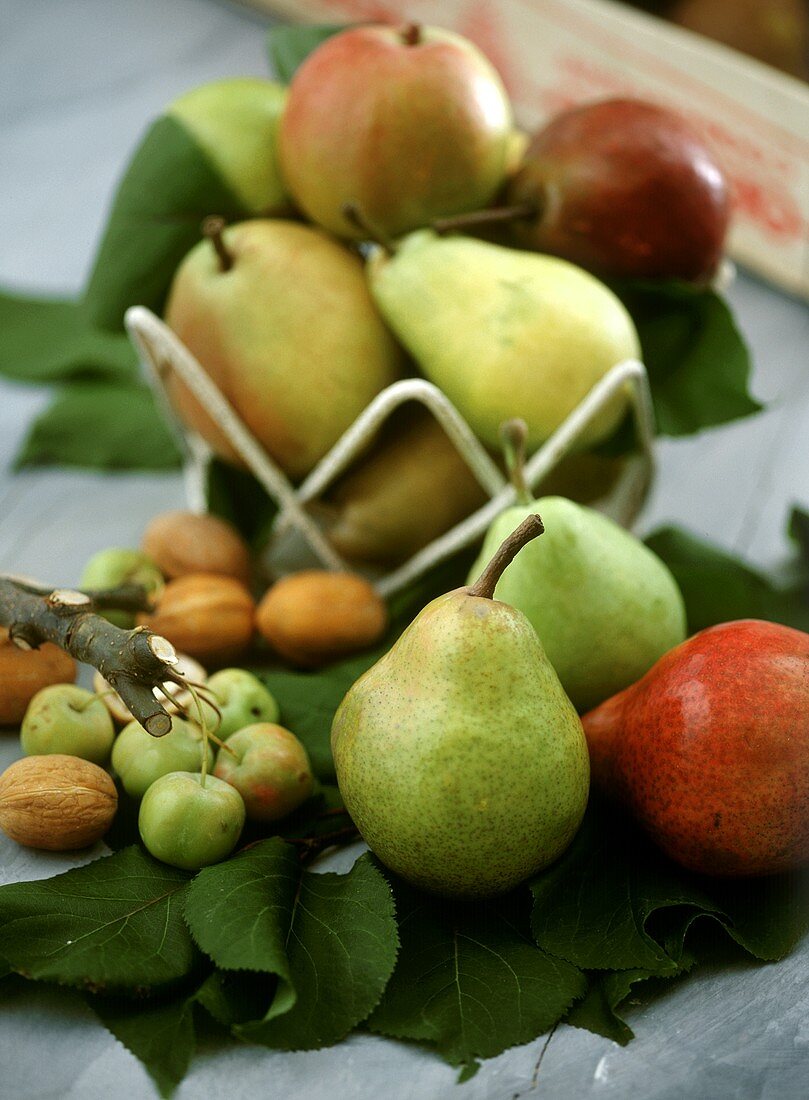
[
  {"left": 213, "top": 722, "right": 313, "bottom": 822},
  {"left": 506, "top": 98, "right": 730, "bottom": 281},
  {"left": 111, "top": 716, "right": 214, "bottom": 799},
  {"left": 79, "top": 548, "right": 164, "bottom": 628},
  {"left": 139, "top": 771, "right": 245, "bottom": 869},
  {"left": 20, "top": 684, "right": 115, "bottom": 764},
  {"left": 278, "top": 23, "right": 513, "bottom": 239},
  {"left": 205, "top": 668, "right": 279, "bottom": 740}
]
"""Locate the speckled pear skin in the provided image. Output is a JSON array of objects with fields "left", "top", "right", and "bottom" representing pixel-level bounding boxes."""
[
  {"left": 582, "top": 620, "right": 809, "bottom": 876},
  {"left": 331, "top": 587, "right": 589, "bottom": 898},
  {"left": 467, "top": 496, "right": 687, "bottom": 713}
]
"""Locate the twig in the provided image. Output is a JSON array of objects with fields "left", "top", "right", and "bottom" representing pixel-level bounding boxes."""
[{"left": 0, "top": 576, "right": 177, "bottom": 736}]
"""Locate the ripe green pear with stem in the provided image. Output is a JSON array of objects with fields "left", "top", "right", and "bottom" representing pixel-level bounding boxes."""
[
  {"left": 164, "top": 217, "right": 403, "bottom": 479},
  {"left": 332, "top": 516, "right": 589, "bottom": 898},
  {"left": 364, "top": 225, "right": 640, "bottom": 452},
  {"left": 467, "top": 420, "right": 687, "bottom": 713},
  {"left": 168, "top": 78, "right": 290, "bottom": 215}
]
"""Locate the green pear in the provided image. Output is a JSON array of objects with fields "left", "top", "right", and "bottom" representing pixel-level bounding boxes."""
[
  {"left": 164, "top": 218, "right": 403, "bottom": 480},
  {"left": 168, "top": 78, "right": 290, "bottom": 215},
  {"left": 367, "top": 230, "right": 640, "bottom": 451},
  {"left": 331, "top": 516, "right": 589, "bottom": 898},
  {"left": 467, "top": 422, "right": 687, "bottom": 713}
]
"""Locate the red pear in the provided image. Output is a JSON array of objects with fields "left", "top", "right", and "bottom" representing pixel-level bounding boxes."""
[
  {"left": 582, "top": 620, "right": 809, "bottom": 876},
  {"left": 506, "top": 98, "right": 730, "bottom": 281}
]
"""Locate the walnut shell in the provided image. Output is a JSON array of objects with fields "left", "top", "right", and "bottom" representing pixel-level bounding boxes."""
[
  {"left": 0, "top": 754, "right": 117, "bottom": 850},
  {"left": 142, "top": 511, "right": 251, "bottom": 585},
  {"left": 256, "top": 570, "right": 387, "bottom": 668},
  {"left": 138, "top": 573, "right": 255, "bottom": 666},
  {"left": 0, "top": 629, "right": 77, "bottom": 727}
]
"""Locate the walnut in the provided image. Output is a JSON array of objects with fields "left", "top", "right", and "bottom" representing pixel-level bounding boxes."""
[
  {"left": 0, "top": 628, "right": 76, "bottom": 726},
  {"left": 0, "top": 754, "right": 117, "bottom": 850}
]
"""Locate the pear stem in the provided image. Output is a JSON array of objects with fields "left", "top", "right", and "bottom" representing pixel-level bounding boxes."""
[
  {"left": 432, "top": 201, "right": 539, "bottom": 236},
  {"left": 500, "top": 418, "right": 533, "bottom": 506},
  {"left": 341, "top": 201, "right": 399, "bottom": 254},
  {"left": 201, "top": 215, "right": 233, "bottom": 272},
  {"left": 468, "top": 514, "right": 544, "bottom": 600},
  {"left": 401, "top": 23, "right": 422, "bottom": 45}
]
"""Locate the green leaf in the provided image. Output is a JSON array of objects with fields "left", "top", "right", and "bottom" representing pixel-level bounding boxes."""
[
  {"left": 90, "top": 990, "right": 196, "bottom": 1098},
  {"left": 205, "top": 458, "right": 278, "bottom": 550},
  {"left": 0, "top": 847, "right": 196, "bottom": 991},
  {"left": 565, "top": 968, "right": 653, "bottom": 1045},
  {"left": 707, "top": 872, "right": 809, "bottom": 961},
  {"left": 0, "top": 293, "right": 137, "bottom": 384},
  {"left": 83, "top": 116, "right": 248, "bottom": 331},
  {"left": 193, "top": 969, "right": 273, "bottom": 1028},
  {"left": 184, "top": 839, "right": 398, "bottom": 1049},
  {"left": 611, "top": 279, "right": 761, "bottom": 436},
  {"left": 266, "top": 24, "right": 347, "bottom": 82},
  {"left": 370, "top": 876, "right": 585, "bottom": 1080},
  {"left": 14, "top": 380, "right": 182, "bottom": 470},
  {"left": 258, "top": 649, "right": 385, "bottom": 783},
  {"left": 645, "top": 525, "right": 809, "bottom": 634},
  {"left": 530, "top": 800, "right": 719, "bottom": 973}
]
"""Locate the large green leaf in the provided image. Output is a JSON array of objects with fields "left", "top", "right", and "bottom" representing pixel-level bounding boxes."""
[
  {"left": 369, "top": 875, "right": 586, "bottom": 1081},
  {"left": 184, "top": 839, "right": 398, "bottom": 1049},
  {"left": 14, "top": 380, "right": 182, "bottom": 470},
  {"left": 266, "top": 24, "right": 347, "bottom": 82},
  {"left": 645, "top": 524, "right": 809, "bottom": 634},
  {"left": 0, "top": 293, "right": 137, "bottom": 384},
  {"left": 0, "top": 847, "right": 196, "bottom": 990},
  {"left": 611, "top": 278, "right": 761, "bottom": 436},
  {"left": 83, "top": 115, "right": 248, "bottom": 331},
  {"left": 90, "top": 990, "right": 197, "bottom": 1098}
]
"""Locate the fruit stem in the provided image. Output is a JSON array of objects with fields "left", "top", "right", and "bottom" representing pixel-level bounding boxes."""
[
  {"left": 468, "top": 514, "right": 544, "bottom": 600},
  {"left": 500, "top": 418, "right": 533, "bottom": 506},
  {"left": 401, "top": 23, "right": 422, "bottom": 45},
  {"left": 432, "top": 201, "right": 539, "bottom": 236},
  {"left": 341, "top": 201, "right": 399, "bottom": 254},
  {"left": 201, "top": 215, "right": 233, "bottom": 272}
]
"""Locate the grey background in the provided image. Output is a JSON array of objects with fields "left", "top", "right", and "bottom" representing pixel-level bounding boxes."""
[{"left": 0, "top": 1, "right": 807, "bottom": 1097}]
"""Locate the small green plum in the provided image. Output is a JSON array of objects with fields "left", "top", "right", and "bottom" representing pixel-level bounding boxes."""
[
  {"left": 214, "top": 722, "right": 313, "bottom": 822},
  {"left": 205, "top": 668, "right": 280, "bottom": 740},
  {"left": 111, "top": 716, "right": 214, "bottom": 799},
  {"left": 20, "top": 684, "right": 115, "bottom": 764},
  {"left": 80, "top": 548, "right": 164, "bottom": 628},
  {"left": 139, "top": 772, "right": 245, "bottom": 869}
]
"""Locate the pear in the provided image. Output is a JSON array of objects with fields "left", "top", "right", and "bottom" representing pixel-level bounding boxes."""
[
  {"left": 168, "top": 78, "right": 290, "bottom": 215},
  {"left": 467, "top": 421, "right": 687, "bottom": 713},
  {"left": 331, "top": 516, "right": 589, "bottom": 898},
  {"left": 367, "top": 230, "right": 640, "bottom": 452},
  {"left": 164, "top": 218, "right": 403, "bottom": 480},
  {"left": 316, "top": 405, "right": 489, "bottom": 566}
]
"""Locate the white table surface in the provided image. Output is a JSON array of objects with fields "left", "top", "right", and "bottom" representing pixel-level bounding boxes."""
[{"left": 1, "top": 2, "right": 808, "bottom": 1098}]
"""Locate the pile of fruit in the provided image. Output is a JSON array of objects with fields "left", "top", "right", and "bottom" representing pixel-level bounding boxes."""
[{"left": 0, "top": 19, "right": 805, "bottom": 1097}]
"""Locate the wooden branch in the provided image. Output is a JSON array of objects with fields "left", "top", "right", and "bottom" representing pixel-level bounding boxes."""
[{"left": 0, "top": 577, "right": 177, "bottom": 736}]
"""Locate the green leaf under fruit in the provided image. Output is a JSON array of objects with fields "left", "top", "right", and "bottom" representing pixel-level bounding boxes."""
[
  {"left": 611, "top": 278, "right": 761, "bottom": 436},
  {"left": 645, "top": 524, "right": 809, "bottom": 634},
  {"left": 266, "top": 24, "right": 347, "bottom": 82},
  {"left": 184, "top": 840, "right": 398, "bottom": 1050},
  {"left": 83, "top": 116, "right": 248, "bottom": 331},
  {"left": 369, "top": 874, "right": 586, "bottom": 1081},
  {"left": 90, "top": 990, "right": 196, "bottom": 1099},
  {"left": 14, "top": 380, "right": 182, "bottom": 470},
  {"left": 205, "top": 458, "right": 278, "bottom": 550},
  {"left": 0, "top": 847, "right": 197, "bottom": 991},
  {"left": 0, "top": 293, "right": 137, "bottom": 384}
]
